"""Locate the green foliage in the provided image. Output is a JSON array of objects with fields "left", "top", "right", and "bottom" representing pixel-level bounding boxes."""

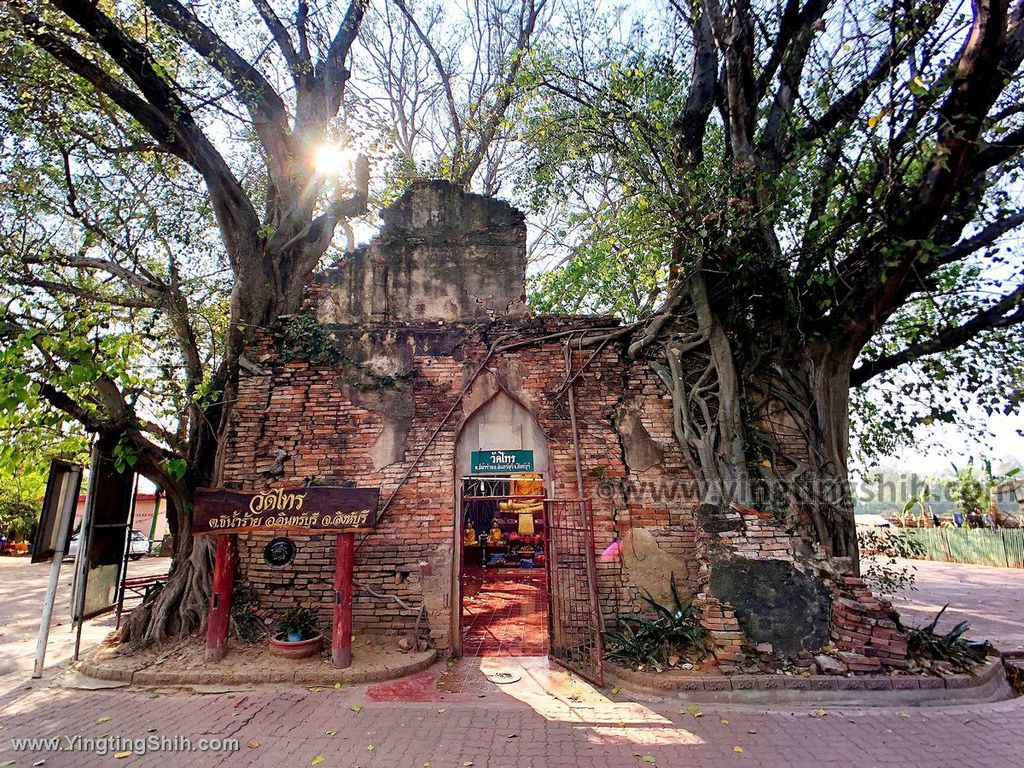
[
  {"left": 514, "top": 5, "right": 1024, "bottom": 467},
  {"left": 0, "top": 485, "right": 37, "bottom": 540},
  {"left": 162, "top": 458, "right": 188, "bottom": 482},
  {"left": 231, "top": 581, "right": 267, "bottom": 645},
  {"left": 603, "top": 578, "right": 705, "bottom": 672},
  {"left": 0, "top": 14, "right": 230, "bottom": 496},
  {"left": 851, "top": 261, "right": 1024, "bottom": 465},
  {"left": 945, "top": 458, "right": 1021, "bottom": 522},
  {"left": 112, "top": 435, "right": 139, "bottom": 474},
  {"left": 279, "top": 315, "right": 415, "bottom": 390},
  {"left": 857, "top": 529, "right": 925, "bottom": 596},
  {"left": 276, "top": 606, "right": 320, "bottom": 641},
  {"left": 279, "top": 315, "right": 343, "bottom": 364},
  {"left": 897, "top": 606, "right": 987, "bottom": 671}
]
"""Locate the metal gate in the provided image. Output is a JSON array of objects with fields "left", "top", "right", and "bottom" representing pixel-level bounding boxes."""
[{"left": 544, "top": 499, "right": 603, "bottom": 685}]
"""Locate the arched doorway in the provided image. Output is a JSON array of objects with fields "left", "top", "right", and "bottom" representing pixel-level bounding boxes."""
[{"left": 454, "top": 390, "right": 551, "bottom": 656}]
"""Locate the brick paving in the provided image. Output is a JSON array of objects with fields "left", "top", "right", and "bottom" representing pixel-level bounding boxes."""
[
  {"left": 4, "top": 556, "right": 1024, "bottom": 766},
  {"left": 1, "top": 660, "right": 1023, "bottom": 768},
  {"left": 462, "top": 567, "right": 548, "bottom": 656}
]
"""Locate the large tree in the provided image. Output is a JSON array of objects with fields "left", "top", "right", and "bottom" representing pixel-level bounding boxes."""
[
  {"left": 1, "top": 0, "right": 372, "bottom": 645},
  {"left": 523, "top": 0, "right": 1024, "bottom": 560}
]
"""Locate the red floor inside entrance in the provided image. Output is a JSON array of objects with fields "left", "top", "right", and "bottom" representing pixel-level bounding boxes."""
[{"left": 461, "top": 565, "right": 548, "bottom": 656}]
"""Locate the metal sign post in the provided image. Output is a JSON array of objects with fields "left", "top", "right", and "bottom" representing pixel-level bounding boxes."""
[{"left": 32, "top": 457, "right": 87, "bottom": 678}]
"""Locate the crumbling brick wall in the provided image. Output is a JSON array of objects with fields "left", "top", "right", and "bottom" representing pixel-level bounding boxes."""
[
  {"left": 217, "top": 180, "right": 905, "bottom": 667},
  {"left": 221, "top": 315, "right": 707, "bottom": 650}
]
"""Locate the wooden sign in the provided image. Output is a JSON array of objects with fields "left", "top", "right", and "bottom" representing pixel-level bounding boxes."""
[{"left": 193, "top": 486, "right": 380, "bottom": 535}]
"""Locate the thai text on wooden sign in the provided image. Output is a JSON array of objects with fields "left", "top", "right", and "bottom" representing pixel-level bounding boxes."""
[
  {"left": 193, "top": 486, "right": 380, "bottom": 535},
  {"left": 471, "top": 449, "right": 535, "bottom": 474}
]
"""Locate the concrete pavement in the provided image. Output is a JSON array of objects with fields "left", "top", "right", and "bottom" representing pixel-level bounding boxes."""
[
  {"left": 885, "top": 557, "right": 1024, "bottom": 652},
  {"left": 0, "top": 556, "right": 170, "bottom": 688}
]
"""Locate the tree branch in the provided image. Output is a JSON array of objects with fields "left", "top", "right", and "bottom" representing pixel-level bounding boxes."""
[
  {"left": 250, "top": 0, "right": 304, "bottom": 77},
  {"left": 316, "top": 0, "right": 367, "bottom": 120},
  {"left": 935, "top": 210, "right": 1024, "bottom": 265},
  {"left": 793, "top": 1, "right": 944, "bottom": 150},
  {"left": 851, "top": 282, "right": 1024, "bottom": 385},
  {"left": 673, "top": 0, "right": 719, "bottom": 167},
  {"left": 141, "top": 0, "right": 296, "bottom": 177},
  {"left": 39, "top": 1, "right": 261, "bottom": 265}
]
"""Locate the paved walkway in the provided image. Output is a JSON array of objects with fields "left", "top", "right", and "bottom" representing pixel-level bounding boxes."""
[
  {"left": 2, "top": 556, "right": 1024, "bottom": 766},
  {"left": 0, "top": 556, "right": 170, "bottom": 688},
  {"left": 462, "top": 566, "right": 548, "bottom": 656},
  {"left": 883, "top": 557, "right": 1024, "bottom": 652},
  {"left": 1, "top": 657, "right": 1022, "bottom": 767}
]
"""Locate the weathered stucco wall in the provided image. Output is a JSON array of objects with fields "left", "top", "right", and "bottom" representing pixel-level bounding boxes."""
[
  {"left": 222, "top": 315, "right": 706, "bottom": 650},
  {"left": 316, "top": 180, "right": 528, "bottom": 324}
]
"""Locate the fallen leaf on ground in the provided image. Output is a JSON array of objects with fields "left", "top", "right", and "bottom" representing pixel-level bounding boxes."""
[
  {"left": 325, "top": 730, "right": 337, "bottom": 736},
  {"left": 733, "top": 746, "right": 744, "bottom": 753},
  {"left": 96, "top": 716, "right": 111, "bottom": 724},
  {"left": 438, "top": 708, "right": 446, "bottom": 713},
  {"left": 898, "top": 712, "right": 910, "bottom": 719},
  {"left": 367, "top": 745, "right": 375, "bottom": 752},
  {"left": 248, "top": 741, "right": 260, "bottom": 749},
  {"left": 311, "top": 756, "right": 325, "bottom": 766},
  {"left": 640, "top": 757, "right": 656, "bottom": 763},
  {"left": 350, "top": 704, "right": 363, "bottom": 713},
  {"left": 611, "top": 686, "right": 621, "bottom": 694},
  {"left": 114, "top": 756, "right": 132, "bottom": 761},
  {"left": 681, "top": 705, "right": 703, "bottom": 718},
  {"left": 334, "top": 683, "right": 341, "bottom": 689},
  {"left": 811, "top": 708, "right": 827, "bottom": 718},
  {"left": 309, "top": 687, "right": 324, "bottom": 693},
  {"left": 720, "top": 718, "right": 729, "bottom": 725}
]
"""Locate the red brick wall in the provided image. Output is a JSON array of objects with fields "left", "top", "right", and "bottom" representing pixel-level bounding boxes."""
[
  {"left": 221, "top": 316, "right": 710, "bottom": 649},
  {"left": 221, "top": 312, "right": 902, "bottom": 665}
]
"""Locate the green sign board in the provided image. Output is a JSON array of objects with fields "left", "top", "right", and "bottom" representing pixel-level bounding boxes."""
[{"left": 471, "top": 450, "right": 535, "bottom": 474}]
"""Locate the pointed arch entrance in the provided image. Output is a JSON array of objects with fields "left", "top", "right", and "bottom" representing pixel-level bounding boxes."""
[{"left": 454, "top": 389, "right": 551, "bottom": 656}]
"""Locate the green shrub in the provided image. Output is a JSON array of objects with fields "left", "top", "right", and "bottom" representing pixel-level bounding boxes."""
[
  {"left": 276, "top": 606, "right": 320, "bottom": 641},
  {"left": 896, "top": 605, "right": 987, "bottom": 671},
  {"left": 604, "top": 577, "right": 705, "bottom": 672}
]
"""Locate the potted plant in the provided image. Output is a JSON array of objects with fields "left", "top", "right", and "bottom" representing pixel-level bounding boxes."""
[{"left": 268, "top": 607, "right": 323, "bottom": 659}]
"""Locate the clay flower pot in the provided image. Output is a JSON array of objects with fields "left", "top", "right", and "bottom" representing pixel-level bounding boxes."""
[{"left": 269, "top": 632, "right": 324, "bottom": 659}]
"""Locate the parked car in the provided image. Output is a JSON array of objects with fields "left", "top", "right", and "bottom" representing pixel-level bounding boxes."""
[{"left": 66, "top": 529, "right": 152, "bottom": 561}]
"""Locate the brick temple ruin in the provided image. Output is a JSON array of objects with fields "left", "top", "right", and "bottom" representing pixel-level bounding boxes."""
[{"left": 217, "top": 180, "right": 908, "bottom": 675}]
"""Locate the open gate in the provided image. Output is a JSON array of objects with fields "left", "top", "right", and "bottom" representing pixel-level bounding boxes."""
[{"left": 544, "top": 499, "right": 604, "bottom": 685}]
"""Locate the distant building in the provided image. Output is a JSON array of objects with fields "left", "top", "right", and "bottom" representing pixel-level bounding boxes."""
[{"left": 73, "top": 492, "right": 166, "bottom": 541}]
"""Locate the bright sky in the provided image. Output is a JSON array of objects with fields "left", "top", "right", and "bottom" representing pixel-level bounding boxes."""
[{"left": 897, "top": 412, "right": 1024, "bottom": 474}]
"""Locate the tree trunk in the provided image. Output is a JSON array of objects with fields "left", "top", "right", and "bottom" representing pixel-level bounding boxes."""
[
  {"left": 119, "top": 381, "right": 234, "bottom": 649},
  {"left": 652, "top": 268, "right": 859, "bottom": 569}
]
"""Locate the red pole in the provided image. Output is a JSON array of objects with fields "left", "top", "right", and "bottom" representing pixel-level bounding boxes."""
[
  {"left": 332, "top": 533, "right": 355, "bottom": 668},
  {"left": 205, "top": 534, "right": 237, "bottom": 662}
]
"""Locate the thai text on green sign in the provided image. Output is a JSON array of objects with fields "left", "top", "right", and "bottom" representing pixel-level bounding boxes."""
[{"left": 471, "top": 450, "right": 535, "bottom": 474}]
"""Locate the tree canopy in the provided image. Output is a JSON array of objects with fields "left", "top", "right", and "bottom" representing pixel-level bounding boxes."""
[{"left": 0, "top": 0, "right": 1022, "bottom": 640}]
